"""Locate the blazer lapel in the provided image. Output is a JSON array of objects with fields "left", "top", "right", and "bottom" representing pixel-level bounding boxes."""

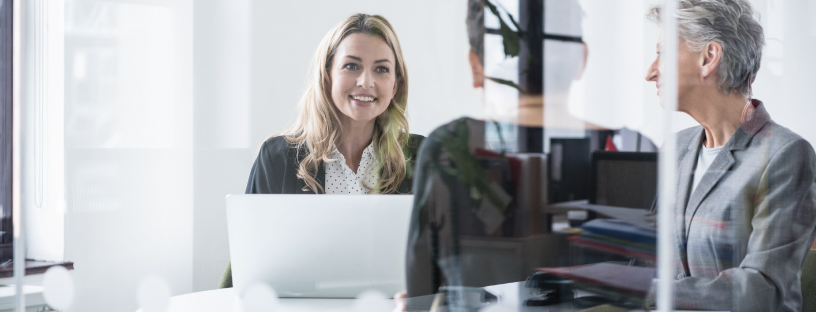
[
  {"left": 317, "top": 162, "right": 326, "bottom": 192},
  {"left": 683, "top": 149, "right": 735, "bottom": 238},
  {"left": 295, "top": 162, "right": 325, "bottom": 194},
  {"left": 294, "top": 143, "right": 326, "bottom": 194},
  {"left": 683, "top": 100, "right": 772, "bottom": 238},
  {"left": 676, "top": 129, "right": 702, "bottom": 270},
  {"left": 296, "top": 178, "right": 309, "bottom": 194}
]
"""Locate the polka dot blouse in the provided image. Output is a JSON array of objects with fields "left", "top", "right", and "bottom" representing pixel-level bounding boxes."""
[{"left": 324, "top": 142, "right": 378, "bottom": 194}]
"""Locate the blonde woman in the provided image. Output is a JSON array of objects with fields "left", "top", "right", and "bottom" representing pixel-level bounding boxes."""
[{"left": 219, "top": 13, "right": 423, "bottom": 288}]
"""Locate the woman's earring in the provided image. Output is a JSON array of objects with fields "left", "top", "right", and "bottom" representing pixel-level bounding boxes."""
[{"left": 701, "top": 68, "right": 706, "bottom": 75}]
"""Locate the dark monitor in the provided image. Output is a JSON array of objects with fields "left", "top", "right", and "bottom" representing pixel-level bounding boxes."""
[
  {"left": 589, "top": 152, "right": 657, "bottom": 209},
  {"left": 549, "top": 138, "right": 591, "bottom": 203}
]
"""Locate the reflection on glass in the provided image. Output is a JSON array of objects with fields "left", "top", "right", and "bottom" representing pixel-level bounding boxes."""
[
  {"left": 42, "top": 266, "right": 75, "bottom": 310},
  {"left": 403, "top": 0, "right": 811, "bottom": 311},
  {"left": 405, "top": 0, "right": 660, "bottom": 310},
  {"left": 61, "top": 1, "right": 194, "bottom": 311},
  {"left": 66, "top": 1, "right": 178, "bottom": 149},
  {"left": 240, "top": 282, "right": 279, "bottom": 312},
  {"left": 136, "top": 276, "right": 171, "bottom": 312}
]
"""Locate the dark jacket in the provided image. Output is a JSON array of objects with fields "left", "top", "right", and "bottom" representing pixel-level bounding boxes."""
[
  {"left": 245, "top": 134, "right": 425, "bottom": 194},
  {"left": 219, "top": 133, "right": 425, "bottom": 288},
  {"left": 405, "top": 117, "right": 525, "bottom": 299}
]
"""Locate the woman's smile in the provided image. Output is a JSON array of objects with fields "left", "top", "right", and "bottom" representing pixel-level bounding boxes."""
[{"left": 350, "top": 93, "right": 377, "bottom": 107}]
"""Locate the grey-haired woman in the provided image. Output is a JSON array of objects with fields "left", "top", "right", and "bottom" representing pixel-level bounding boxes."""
[{"left": 645, "top": 1, "right": 816, "bottom": 311}]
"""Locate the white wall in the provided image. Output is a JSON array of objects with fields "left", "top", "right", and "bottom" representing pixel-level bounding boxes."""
[
  {"left": 249, "top": 0, "right": 482, "bottom": 144},
  {"left": 749, "top": 0, "right": 816, "bottom": 145},
  {"left": 191, "top": 0, "right": 254, "bottom": 292}
]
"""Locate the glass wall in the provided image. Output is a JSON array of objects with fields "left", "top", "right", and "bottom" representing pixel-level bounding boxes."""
[{"left": 9, "top": 0, "right": 816, "bottom": 311}]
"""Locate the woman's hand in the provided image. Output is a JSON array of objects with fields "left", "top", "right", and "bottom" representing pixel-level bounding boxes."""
[{"left": 392, "top": 291, "right": 407, "bottom": 312}]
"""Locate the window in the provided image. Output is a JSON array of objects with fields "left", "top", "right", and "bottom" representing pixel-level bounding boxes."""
[{"left": 482, "top": 0, "right": 584, "bottom": 153}]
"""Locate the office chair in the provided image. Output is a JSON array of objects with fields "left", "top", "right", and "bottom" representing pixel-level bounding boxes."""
[{"left": 803, "top": 249, "right": 816, "bottom": 312}]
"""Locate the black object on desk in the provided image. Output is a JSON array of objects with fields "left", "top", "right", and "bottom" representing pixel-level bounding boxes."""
[
  {"left": 425, "top": 287, "right": 497, "bottom": 312},
  {"left": 524, "top": 272, "right": 574, "bottom": 306}
]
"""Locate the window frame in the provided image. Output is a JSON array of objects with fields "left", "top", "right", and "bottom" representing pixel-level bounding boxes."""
[
  {"left": 0, "top": 0, "right": 14, "bottom": 262},
  {"left": 484, "top": 0, "right": 583, "bottom": 153}
]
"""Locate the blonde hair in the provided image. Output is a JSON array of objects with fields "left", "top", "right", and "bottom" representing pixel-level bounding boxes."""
[{"left": 276, "top": 13, "right": 410, "bottom": 194}]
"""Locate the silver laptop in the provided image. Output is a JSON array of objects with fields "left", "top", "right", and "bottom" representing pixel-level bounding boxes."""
[{"left": 226, "top": 194, "right": 413, "bottom": 298}]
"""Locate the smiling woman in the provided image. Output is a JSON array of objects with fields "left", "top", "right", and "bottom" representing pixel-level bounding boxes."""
[
  {"left": 218, "top": 13, "right": 424, "bottom": 288},
  {"left": 250, "top": 13, "right": 424, "bottom": 196}
]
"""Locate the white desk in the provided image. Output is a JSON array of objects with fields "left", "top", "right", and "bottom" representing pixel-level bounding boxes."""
[
  {"left": 0, "top": 285, "right": 47, "bottom": 312},
  {"left": 143, "top": 288, "right": 355, "bottom": 312},
  {"left": 154, "top": 284, "right": 591, "bottom": 312},
  {"left": 152, "top": 287, "right": 707, "bottom": 312}
]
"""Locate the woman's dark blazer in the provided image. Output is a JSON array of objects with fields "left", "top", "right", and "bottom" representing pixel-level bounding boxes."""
[
  {"left": 246, "top": 133, "right": 425, "bottom": 194},
  {"left": 218, "top": 133, "right": 425, "bottom": 288}
]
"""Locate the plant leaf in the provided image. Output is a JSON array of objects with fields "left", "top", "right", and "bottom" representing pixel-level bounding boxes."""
[
  {"left": 499, "top": 22, "right": 521, "bottom": 57},
  {"left": 485, "top": 76, "right": 528, "bottom": 95},
  {"left": 506, "top": 11, "right": 524, "bottom": 36},
  {"left": 483, "top": 0, "right": 521, "bottom": 58}
]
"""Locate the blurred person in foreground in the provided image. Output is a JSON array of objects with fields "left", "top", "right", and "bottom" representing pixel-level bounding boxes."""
[
  {"left": 219, "top": 13, "right": 424, "bottom": 288},
  {"left": 645, "top": 0, "right": 816, "bottom": 311},
  {"left": 399, "top": 0, "right": 595, "bottom": 310}
]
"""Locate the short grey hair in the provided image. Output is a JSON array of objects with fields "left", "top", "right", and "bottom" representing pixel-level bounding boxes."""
[
  {"left": 466, "top": 0, "right": 485, "bottom": 65},
  {"left": 647, "top": 0, "right": 765, "bottom": 96}
]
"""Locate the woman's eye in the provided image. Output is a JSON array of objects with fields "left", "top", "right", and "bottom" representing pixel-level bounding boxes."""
[
  {"left": 344, "top": 63, "right": 359, "bottom": 70},
  {"left": 376, "top": 66, "right": 390, "bottom": 73}
]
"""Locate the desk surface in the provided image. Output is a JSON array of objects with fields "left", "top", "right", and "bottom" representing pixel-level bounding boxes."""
[
  {"left": 0, "top": 285, "right": 45, "bottom": 311},
  {"left": 152, "top": 287, "right": 705, "bottom": 312},
  {"left": 151, "top": 285, "right": 593, "bottom": 312},
  {"left": 143, "top": 288, "right": 355, "bottom": 312}
]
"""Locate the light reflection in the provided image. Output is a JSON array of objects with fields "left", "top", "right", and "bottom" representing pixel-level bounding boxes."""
[
  {"left": 352, "top": 290, "right": 392, "bottom": 312},
  {"left": 137, "top": 276, "right": 171, "bottom": 312},
  {"left": 240, "top": 282, "right": 279, "bottom": 312},
  {"left": 42, "top": 266, "right": 75, "bottom": 310}
]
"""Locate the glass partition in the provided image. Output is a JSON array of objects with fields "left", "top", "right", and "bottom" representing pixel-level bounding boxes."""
[{"left": 9, "top": 0, "right": 816, "bottom": 311}]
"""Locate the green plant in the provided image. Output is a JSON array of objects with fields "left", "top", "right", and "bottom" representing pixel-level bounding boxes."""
[{"left": 482, "top": 0, "right": 530, "bottom": 94}]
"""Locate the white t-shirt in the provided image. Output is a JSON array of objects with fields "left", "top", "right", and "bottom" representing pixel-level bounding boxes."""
[
  {"left": 324, "top": 143, "right": 378, "bottom": 194},
  {"left": 691, "top": 143, "right": 724, "bottom": 194}
]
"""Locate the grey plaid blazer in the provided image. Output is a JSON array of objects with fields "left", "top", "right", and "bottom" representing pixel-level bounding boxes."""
[{"left": 670, "top": 100, "right": 816, "bottom": 311}]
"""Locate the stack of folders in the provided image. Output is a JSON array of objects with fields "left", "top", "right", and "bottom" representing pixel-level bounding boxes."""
[
  {"left": 539, "top": 262, "right": 655, "bottom": 297},
  {"left": 569, "top": 219, "right": 657, "bottom": 261}
]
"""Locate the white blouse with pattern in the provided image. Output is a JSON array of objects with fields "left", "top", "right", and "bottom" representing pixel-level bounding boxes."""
[{"left": 324, "top": 143, "right": 378, "bottom": 194}]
